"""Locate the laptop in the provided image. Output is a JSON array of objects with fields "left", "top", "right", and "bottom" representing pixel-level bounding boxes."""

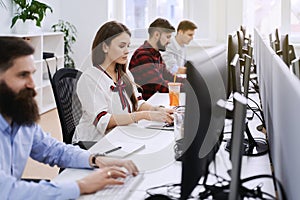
[{"left": 144, "top": 121, "right": 174, "bottom": 131}]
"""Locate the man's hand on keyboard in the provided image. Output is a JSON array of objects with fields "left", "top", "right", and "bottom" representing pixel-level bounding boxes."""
[
  {"left": 76, "top": 166, "right": 126, "bottom": 194},
  {"left": 94, "top": 156, "right": 139, "bottom": 176}
]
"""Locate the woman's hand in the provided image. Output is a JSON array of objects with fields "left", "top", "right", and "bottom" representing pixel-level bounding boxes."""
[
  {"left": 158, "top": 107, "right": 174, "bottom": 114},
  {"left": 146, "top": 110, "right": 174, "bottom": 124}
]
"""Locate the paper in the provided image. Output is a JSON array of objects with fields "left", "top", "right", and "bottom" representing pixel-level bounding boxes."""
[{"left": 100, "top": 141, "right": 145, "bottom": 158}]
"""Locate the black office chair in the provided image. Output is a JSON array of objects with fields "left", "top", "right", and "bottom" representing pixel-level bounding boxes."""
[
  {"left": 47, "top": 67, "right": 95, "bottom": 149},
  {"left": 50, "top": 68, "right": 82, "bottom": 144}
]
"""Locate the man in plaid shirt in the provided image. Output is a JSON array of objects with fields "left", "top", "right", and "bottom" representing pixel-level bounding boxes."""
[{"left": 129, "top": 18, "right": 184, "bottom": 100}]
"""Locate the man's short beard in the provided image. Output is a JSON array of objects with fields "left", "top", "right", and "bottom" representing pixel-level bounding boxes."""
[
  {"left": 0, "top": 81, "right": 40, "bottom": 126},
  {"left": 157, "top": 38, "right": 166, "bottom": 52}
]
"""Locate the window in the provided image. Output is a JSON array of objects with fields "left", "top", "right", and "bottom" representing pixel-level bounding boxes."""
[
  {"left": 243, "top": 0, "right": 281, "bottom": 36},
  {"left": 243, "top": 0, "right": 300, "bottom": 42},
  {"left": 291, "top": 0, "right": 300, "bottom": 34},
  {"left": 109, "top": 0, "right": 183, "bottom": 38}
]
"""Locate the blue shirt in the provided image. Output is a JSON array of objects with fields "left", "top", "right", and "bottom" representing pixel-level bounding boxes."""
[{"left": 0, "top": 114, "right": 92, "bottom": 200}]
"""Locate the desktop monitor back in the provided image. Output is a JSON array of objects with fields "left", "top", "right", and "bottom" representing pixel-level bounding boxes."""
[
  {"left": 237, "top": 30, "right": 244, "bottom": 59},
  {"left": 243, "top": 54, "right": 252, "bottom": 98},
  {"left": 275, "top": 28, "right": 281, "bottom": 53},
  {"left": 180, "top": 45, "right": 227, "bottom": 199},
  {"left": 281, "top": 34, "right": 290, "bottom": 66},
  {"left": 229, "top": 93, "right": 248, "bottom": 200},
  {"left": 230, "top": 54, "right": 242, "bottom": 94},
  {"left": 291, "top": 57, "right": 300, "bottom": 79},
  {"left": 227, "top": 33, "right": 239, "bottom": 98}
]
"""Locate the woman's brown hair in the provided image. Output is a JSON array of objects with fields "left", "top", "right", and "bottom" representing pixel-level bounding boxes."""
[{"left": 92, "top": 21, "right": 138, "bottom": 111}]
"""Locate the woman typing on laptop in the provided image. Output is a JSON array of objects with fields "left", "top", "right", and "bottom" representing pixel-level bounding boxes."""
[{"left": 73, "top": 21, "right": 174, "bottom": 143}]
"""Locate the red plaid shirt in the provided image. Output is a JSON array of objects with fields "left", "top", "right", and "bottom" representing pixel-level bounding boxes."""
[{"left": 129, "top": 41, "right": 183, "bottom": 100}]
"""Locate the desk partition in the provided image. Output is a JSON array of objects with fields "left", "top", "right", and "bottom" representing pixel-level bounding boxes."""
[{"left": 254, "top": 29, "right": 300, "bottom": 200}]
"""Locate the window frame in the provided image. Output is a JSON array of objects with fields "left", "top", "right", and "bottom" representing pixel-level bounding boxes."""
[{"left": 108, "top": 0, "right": 226, "bottom": 47}]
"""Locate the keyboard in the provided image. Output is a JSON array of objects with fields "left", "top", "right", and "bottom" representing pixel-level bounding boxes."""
[{"left": 92, "top": 173, "right": 144, "bottom": 200}]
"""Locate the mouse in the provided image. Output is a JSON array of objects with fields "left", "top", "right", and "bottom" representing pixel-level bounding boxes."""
[{"left": 164, "top": 122, "right": 174, "bottom": 127}]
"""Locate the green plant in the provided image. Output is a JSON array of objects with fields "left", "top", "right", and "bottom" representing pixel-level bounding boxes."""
[
  {"left": 11, "top": 0, "right": 53, "bottom": 28},
  {"left": 52, "top": 20, "right": 77, "bottom": 68}
]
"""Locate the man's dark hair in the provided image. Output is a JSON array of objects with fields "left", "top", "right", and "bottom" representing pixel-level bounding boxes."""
[
  {"left": 177, "top": 20, "right": 197, "bottom": 32},
  {"left": 148, "top": 18, "right": 175, "bottom": 36},
  {"left": 0, "top": 37, "right": 34, "bottom": 73}
]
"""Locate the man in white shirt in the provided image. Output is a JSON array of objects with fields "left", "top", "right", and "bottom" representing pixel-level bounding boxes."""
[{"left": 162, "top": 20, "right": 197, "bottom": 75}]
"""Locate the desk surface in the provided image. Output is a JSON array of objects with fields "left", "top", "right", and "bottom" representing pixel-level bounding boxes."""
[{"left": 53, "top": 92, "right": 275, "bottom": 199}]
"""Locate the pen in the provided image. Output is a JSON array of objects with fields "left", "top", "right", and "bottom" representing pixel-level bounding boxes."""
[{"left": 101, "top": 146, "right": 122, "bottom": 156}]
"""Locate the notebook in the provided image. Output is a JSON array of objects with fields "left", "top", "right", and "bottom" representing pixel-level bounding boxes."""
[{"left": 95, "top": 140, "right": 145, "bottom": 158}]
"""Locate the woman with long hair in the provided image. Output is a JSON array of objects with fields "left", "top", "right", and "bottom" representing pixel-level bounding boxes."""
[{"left": 73, "top": 21, "right": 173, "bottom": 142}]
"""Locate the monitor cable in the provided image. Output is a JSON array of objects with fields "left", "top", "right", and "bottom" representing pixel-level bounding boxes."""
[
  {"left": 225, "top": 122, "right": 269, "bottom": 157},
  {"left": 199, "top": 173, "right": 283, "bottom": 200}
]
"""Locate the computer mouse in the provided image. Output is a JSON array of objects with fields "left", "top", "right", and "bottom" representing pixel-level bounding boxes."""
[{"left": 164, "top": 122, "right": 174, "bottom": 127}]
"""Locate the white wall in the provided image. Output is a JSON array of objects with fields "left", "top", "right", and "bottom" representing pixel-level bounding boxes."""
[
  {"left": 0, "top": 0, "right": 244, "bottom": 69},
  {"left": 0, "top": 0, "right": 109, "bottom": 69},
  {"left": 60, "top": 0, "right": 108, "bottom": 70},
  {"left": 0, "top": 1, "right": 14, "bottom": 33}
]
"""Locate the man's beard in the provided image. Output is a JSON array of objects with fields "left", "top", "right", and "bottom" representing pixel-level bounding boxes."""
[
  {"left": 157, "top": 38, "right": 166, "bottom": 52},
  {"left": 0, "top": 81, "right": 40, "bottom": 126}
]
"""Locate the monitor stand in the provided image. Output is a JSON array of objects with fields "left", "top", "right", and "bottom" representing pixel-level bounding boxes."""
[{"left": 225, "top": 122, "right": 268, "bottom": 156}]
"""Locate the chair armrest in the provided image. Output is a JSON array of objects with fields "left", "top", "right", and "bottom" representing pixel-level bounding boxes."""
[{"left": 75, "top": 141, "right": 97, "bottom": 150}]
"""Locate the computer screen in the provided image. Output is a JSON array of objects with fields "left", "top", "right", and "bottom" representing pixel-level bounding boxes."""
[
  {"left": 228, "top": 92, "right": 248, "bottom": 200},
  {"left": 226, "top": 53, "right": 268, "bottom": 156},
  {"left": 227, "top": 33, "right": 239, "bottom": 98},
  {"left": 291, "top": 57, "right": 300, "bottom": 79},
  {"left": 275, "top": 28, "right": 280, "bottom": 53},
  {"left": 180, "top": 45, "right": 227, "bottom": 199},
  {"left": 281, "top": 34, "right": 290, "bottom": 66},
  {"left": 243, "top": 54, "right": 252, "bottom": 98},
  {"left": 230, "top": 54, "right": 242, "bottom": 94},
  {"left": 237, "top": 30, "right": 245, "bottom": 59}
]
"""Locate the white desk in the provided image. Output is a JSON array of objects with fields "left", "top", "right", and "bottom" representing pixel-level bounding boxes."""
[{"left": 53, "top": 92, "right": 275, "bottom": 199}]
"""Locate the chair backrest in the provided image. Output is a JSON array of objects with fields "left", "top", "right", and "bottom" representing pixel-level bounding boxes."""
[{"left": 50, "top": 68, "right": 82, "bottom": 144}]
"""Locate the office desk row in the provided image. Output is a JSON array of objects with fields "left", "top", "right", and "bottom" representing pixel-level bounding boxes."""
[{"left": 53, "top": 93, "right": 275, "bottom": 199}]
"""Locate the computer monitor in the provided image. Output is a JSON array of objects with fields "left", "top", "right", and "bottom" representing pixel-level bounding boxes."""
[
  {"left": 227, "top": 33, "right": 239, "bottom": 98},
  {"left": 243, "top": 54, "right": 252, "bottom": 98},
  {"left": 230, "top": 54, "right": 242, "bottom": 94},
  {"left": 237, "top": 30, "right": 245, "bottom": 59},
  {"left": 226, "top": 54, "right": 268, "bottom": 157},
  {"left": 180, "top": 46, "right": 227, "bottom": 199},
  {"left": 228, "top": 92, "right": 248, "bottom": 200},
  {"left": 275, "top": 28, "right": 281, "bottom": 53},
  {"left": 291, "top": 57, "right": 300, "bottom": 79},
  {"left": 281, "top": 34, "right": 290, "bottom": 66}
]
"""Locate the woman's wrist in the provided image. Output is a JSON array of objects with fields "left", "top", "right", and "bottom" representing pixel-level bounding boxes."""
[{"left": 131, "top": 112, "right": 138, "bottom": 123}]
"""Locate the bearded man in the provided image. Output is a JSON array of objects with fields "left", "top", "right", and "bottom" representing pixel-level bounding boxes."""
[
  {"left": 129, "top": 18, "right": 184, "bottom": 100},
  {"left": 0, "top": 37, "right": 138, "bottom": 200}
]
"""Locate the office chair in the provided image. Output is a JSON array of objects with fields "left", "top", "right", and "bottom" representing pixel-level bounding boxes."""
[
  {"left": 50, "top": 68, "right": 82, "bottom": 144},
  {"left": 47, "top": 67, "right": 95, "bottom": 149}
]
